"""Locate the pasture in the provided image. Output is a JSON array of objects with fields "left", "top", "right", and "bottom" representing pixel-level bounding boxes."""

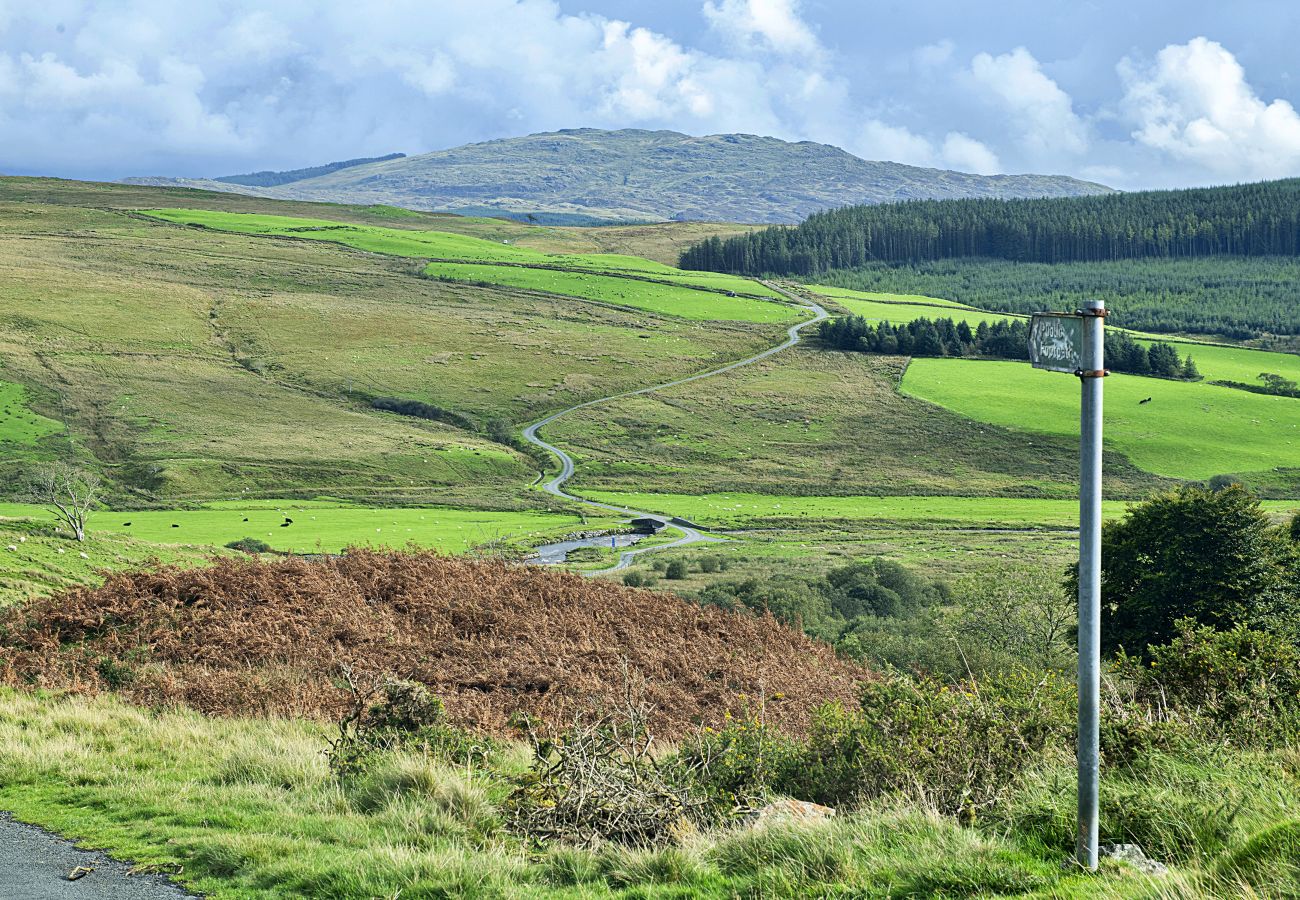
[
  {"left": 0, "top": 381, "right": 62, "bottom": 447},
  {"left": 143, "top": 209, "right": 783, "bottom": 299},
  {"left": 902, "top": 359, "right": 1299, "bottom": 482},
  {"left": 424, "top": 261, "right": 794, "bottom": 322},
  {"left": 579, "top": 489, "right": 1299, "bottom": 529},
  {"left": 546, "top": 345, "right": 1171, "bottom": 500},
  {"left": 0, "top": 500, "right": 610, "bottom": 557}
]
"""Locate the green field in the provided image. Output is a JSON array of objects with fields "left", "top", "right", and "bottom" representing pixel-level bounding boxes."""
[
  {"left": 903, "top": 360, "right": 1298, "bottom": 482},
  {"left": 0, "top": 516, "right": 220, "bottom": 606},
  {"left": 0, "top": 500, "right": 612, "bottom": 556},
  {"left": 809, "top": 285, "right": 1300, "bottom": 388},
  {"left": 143, "top": 209, "right": 784, "bottom": 298},
  {"left": 425, "top": 261, "right": 794, "bottom": 322},
  {"left": 0, "top": 381, "right": 62, "bottom": 446},
  {"left": 581, "top": 490, "right": 1300, "bottom": 529},
  {"left": 547, "top": 345, "right": 1171, "bottom": 500}
]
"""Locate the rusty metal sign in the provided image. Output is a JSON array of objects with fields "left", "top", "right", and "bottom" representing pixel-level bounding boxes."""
[{"left": 1029, "top": 313, "right": 1084, "bottom": 374}]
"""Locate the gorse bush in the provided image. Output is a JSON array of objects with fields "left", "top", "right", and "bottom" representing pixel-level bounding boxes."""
[
  {"left": 327, "top": 673, "right": 495, "bottom": 777},
  {"left": 788, "top": 669, "right": 1074, "bottom": 815},
  {"left": 1117, "top": 620, "right": 1300, "bottom": 747},
  {"left": 224, "top": 537, "right": 272, "bottom": 554},
  {"left": 680, "top": 709, "right": 799, "bottom": 816}
]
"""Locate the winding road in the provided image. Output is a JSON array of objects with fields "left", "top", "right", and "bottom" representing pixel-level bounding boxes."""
[{"left": 521, "top": 282, "right": 827, "bottom": 574}]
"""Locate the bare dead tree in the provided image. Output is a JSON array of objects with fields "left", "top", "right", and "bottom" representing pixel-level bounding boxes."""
[{"left": 31, "top": 463, "right": 101, "bottom": 543}]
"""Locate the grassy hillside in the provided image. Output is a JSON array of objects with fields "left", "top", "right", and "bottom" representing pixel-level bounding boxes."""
[
  {"left": 0, "top": 180, "right": 783, "bottom": 505},
  {"left": 127, "top": 128, "right": 1112, "bottom": 224},
  {"left": 904, "top": 360, "right": 1298, "bottom": 483},
  {"left": 545, "top": 344, "right": 1173, "bottom": 500},
  {"left": 0, "top": 176, "right": 754, "bottom": 265}
]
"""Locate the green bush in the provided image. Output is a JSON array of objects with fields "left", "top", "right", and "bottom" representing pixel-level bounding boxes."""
[
  {"left": 678, "top": 710, "right": 800, "bottom": 815},
  {"left": 326, "top": 675, "right": 495, "bottom": 777},
  {"left": 225, "top": 537, "right": 272, "bottom": 554},
  {"left": 789, "top": 669, "right": 1073, "bottom": 814},
  {"left": 1092, "top": 485, "right": 1299, "bottom": 653},
  {"left": 665, "top": 560, "right": 688, "bottom": 580},
  {"left": 1117, "top": 620, "right": 1300, "bottom": 747},
  {"left": 622, "top": 571, "right": 645, "bottom": 587}
]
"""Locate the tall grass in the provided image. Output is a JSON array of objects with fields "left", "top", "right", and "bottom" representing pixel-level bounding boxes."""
[{"left": 4, "top": 690, "right": 1297, "bottom": 897}]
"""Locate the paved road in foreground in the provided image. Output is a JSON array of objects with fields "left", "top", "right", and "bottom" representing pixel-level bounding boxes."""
[
  {"left": 0, "top": 813, "right": 195, "bottom": 900},
  {"left": 521, "top": 282, "right": 828, "bottom": 575}
]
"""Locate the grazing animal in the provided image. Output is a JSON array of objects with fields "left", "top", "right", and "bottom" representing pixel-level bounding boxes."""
[
  {"left": 283, "top": 518, "right": 294, "bottom": 524},
  {"left": 280, "top": 522, "right": 291, "bottom": 528},
  {"left": 171, "top": 523, "right": 180, "bottom": 528},
  {"left": 122, "top": 522, "right": 131, "bottom": 527},
  {"left": 1139, "top": 397, "right": 1152, "bottom": 405},
  {"left": 243, "top": 517, "right": 249, "bottom": 522}
]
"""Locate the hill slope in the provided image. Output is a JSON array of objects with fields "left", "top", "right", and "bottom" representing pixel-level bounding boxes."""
[{"left": 123, "top": 128, "right": 1113, "bottom": 224}]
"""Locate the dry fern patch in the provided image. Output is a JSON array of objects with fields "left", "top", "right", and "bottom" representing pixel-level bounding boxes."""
[{"left": 0, "top": 549, "right": 865, "bottom": 738}]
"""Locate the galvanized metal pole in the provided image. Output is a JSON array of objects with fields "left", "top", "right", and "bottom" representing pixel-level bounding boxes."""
[{"left": 1076, "top": 299, "right": 1105, "bottom": 870}]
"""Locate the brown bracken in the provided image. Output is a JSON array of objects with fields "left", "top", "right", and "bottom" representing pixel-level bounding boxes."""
[{"left": 0, "top": 550, "right": 866, "bottom": 738}]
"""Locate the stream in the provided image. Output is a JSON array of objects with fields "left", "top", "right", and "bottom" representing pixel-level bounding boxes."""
[{"left": 529, "top": 532, "right": 645, "bottom": 564}]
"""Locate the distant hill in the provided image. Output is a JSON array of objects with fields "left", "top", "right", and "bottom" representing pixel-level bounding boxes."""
[
  {"left": 122, "top": 128, "right": 1113, "bottom": 224},
  {"left": 214, "top": 153, "right": 406, "bottom": 187}
]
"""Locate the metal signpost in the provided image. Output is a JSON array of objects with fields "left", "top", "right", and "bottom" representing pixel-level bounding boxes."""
[{"left": 1028, "top": 300, "right": 1106, "bottom": 871}]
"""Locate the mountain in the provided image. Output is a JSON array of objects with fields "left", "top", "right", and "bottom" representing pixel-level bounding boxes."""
[
  {"left": 122, "top": 128, "right": 1113, "bottom": 224},
  {"left": 214, "top": 153, "right": 406, "bottom": 187}
]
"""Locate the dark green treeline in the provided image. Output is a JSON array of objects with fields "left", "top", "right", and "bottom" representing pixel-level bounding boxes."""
[{"left": 681, "top": 179, "right": 1300, "bottom": 275}]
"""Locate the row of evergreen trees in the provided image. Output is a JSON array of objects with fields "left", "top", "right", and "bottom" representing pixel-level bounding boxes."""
[
  {"left": 680, "top": 179, "right": 1300, "bottom": 274},
  {"left": 818, "top": 316, "right": 1200, "bottom": 379}
]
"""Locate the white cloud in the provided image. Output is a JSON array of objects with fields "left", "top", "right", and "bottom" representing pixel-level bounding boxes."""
[
  {"left": 913, "top": 39, "right": 954, "bottom": 70},
  {"left": 0, "top": 0, "right": 1008, "bottom": 181},
  {"left": 852, "top": 121, "right": 1001, "bottom": 175},
  {"left": 970, "top": 46, "right": 1088, "bottom": 157},
  {"left": 1120, "top": 36, "right": 1300, "bottom": 180},
  {"left": 854, "top": 120, "right": 937, "bottom": 166},
  {"left": 702, "top": 0, "right": 821, "bottom": 58},
  {"left": 941, "top": 132, "right": 1000, "bottom": 174}
]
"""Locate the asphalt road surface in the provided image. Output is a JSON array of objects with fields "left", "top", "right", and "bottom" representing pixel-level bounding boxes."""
[{"left": 0, "top": 813, "right": 196, "bottom": 900}]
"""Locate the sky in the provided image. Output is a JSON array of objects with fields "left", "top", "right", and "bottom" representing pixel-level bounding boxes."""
[{"left": 2, "top": 0, "right": 1300, "bottom": 190}]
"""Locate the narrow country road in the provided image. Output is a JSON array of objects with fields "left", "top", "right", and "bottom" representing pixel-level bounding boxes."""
[
  {"left": 0, "top": 813, "right": 195, "bottom": 900},
  {"left": 521, "top": 282, "right": 828, "bottom": 575}
]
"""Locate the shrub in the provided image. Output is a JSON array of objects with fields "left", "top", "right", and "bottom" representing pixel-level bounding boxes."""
[
  {"left": 622, "top": 571, "right": 645, "bottom": 587},
  {"left": 1117, "top": 620, "right": 1300, "bottom": 747},
  {"left": 326, "top": 671, "right": 495, "bottom": 777},
  {"left": 678, "top": 710, "right": 800, "bottom": 815},
  {"left": 698, "top": 556, "right": 720, "bottom": 574},
  {"left": 225, "top": 537, "right": 272, "bottom": 554},
  {"left": 789, "top": 669, "right": 1073, "bottom": 814},
  {"left": 664, "top": 560, "right": 688, "bottom": 580},
  {"left": 1092, "top": 485, "right": 1299, "bottom": 653},
  {"left": 369, "top": 396, "right": 476, "bottom": 431}
]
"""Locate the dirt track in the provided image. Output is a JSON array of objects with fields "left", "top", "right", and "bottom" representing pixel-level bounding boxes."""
[{"left": 521, "top": 281, "right": 827, "bottom": 574}]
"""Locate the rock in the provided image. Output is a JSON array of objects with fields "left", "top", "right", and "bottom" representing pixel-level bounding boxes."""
[
  {"left": 749, "top": 799, "right": 835, "bottom": 828},
  {"left": 1102, "top": 843, "right": 1169, "bottom": 876}
]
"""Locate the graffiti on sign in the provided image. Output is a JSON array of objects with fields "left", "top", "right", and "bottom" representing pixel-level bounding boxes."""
[{"left": 1029, "top": 314, "right": 1084, "bottom": 373}]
